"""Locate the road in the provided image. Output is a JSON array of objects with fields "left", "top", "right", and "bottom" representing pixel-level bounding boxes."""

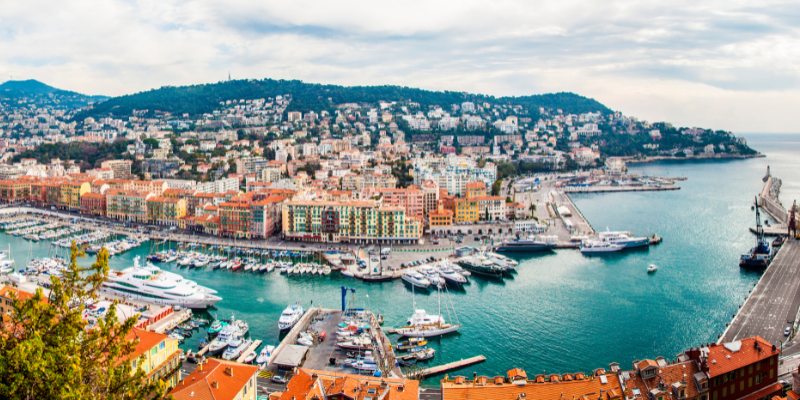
[{"left": 721, "top": 240, "right": 800, "bottom": 347}]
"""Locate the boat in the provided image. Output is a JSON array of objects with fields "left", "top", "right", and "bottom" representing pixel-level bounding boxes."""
[
  {"left": 420, "top": 267, "right": 445, "bottom": 289},
  {"left": 278, "top": 303, "right": 305, "bottom": 331},
  {"left": 394, "top": 309, "right": 460, "bottom": 338},
  {"left": 773, "top": 235, "right": 787, "bottom": 248},
  {"left": 396, "top": 337, "right": 427, "bottom": 350},
  {"left": 494, "top": 236, "right": 555, "bottom": 253},
  {"left": 401, "top": 271, "right": 431, "bottom": 290},
  {"left": 207, "top": 320, "right": 228, "bottom": 335},
  {"left": 598, "top": 230, "right": 650, "bottom": 249},
  {"left": 336, "top": 336, "right": 372, "bottom": 350},
  {"left": 580, "top": 240, "right": 625, "bottom": 254},
  {"left": 100, "top": 256, "right": 221, "bottom": 308},
  {"left": 647, "top": 264, "right": 658, "bottom": 273},
  {"left": 740, "top": 197, "right": 772, "bottom": 269},
  {"left": 222, "top": 338, "right": 252, "bottom": 360},
  {"left": 437, "top": 265, "right": 467, "bottom": 286},
  {"left": 207, "top": 319, "right": 245, "bottom": 354},
  {"left": 256, "top": 345, "right": 276, "bottom": 365},
  {"left": 242, "top": 350, "right": 257, "bottom": 364},
  {"left": 456, "top": 256, "right": 505, "bottom": 279}
]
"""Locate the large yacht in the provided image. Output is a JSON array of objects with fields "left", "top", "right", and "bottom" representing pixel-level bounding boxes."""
[
  {"left": 278, "top": 303, "right": 305, "bottom": 331},
  {"left": 598, "top": 230, "right": 650, "bottom": 248},
  {"left": 101, "top": 256, "right": 221, "bottom": 309},
  {"left": 494, "top": 236, "right": 556, "bottom": 253},
  {"left": 394, "top": 309, "right": 461, "bottom": 338}
]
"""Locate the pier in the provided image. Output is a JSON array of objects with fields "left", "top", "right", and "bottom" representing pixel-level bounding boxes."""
[
  {"left": 147, "top": 308, "right": 192, "bottom": 334},
  {"left": 406, "top": 355, "right": 486, "bottom": 379},
  {"left": 720, "top": 240, "right": 800, "bottom": 345},
  {"left": 235, "top": 339, "right": 262, "bottom": 363}
]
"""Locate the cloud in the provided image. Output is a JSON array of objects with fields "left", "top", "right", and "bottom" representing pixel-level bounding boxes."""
[{"left": 0, "top": 0, "right": 798, "bottom": 132}]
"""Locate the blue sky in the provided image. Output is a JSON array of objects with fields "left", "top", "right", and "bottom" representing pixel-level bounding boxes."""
[{"left": 1, "top": 0, "right": 798, "bottom": 132}]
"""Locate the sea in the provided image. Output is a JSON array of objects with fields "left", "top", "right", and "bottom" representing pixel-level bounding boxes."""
[{"left": 2, "top": 133, "right": 799, "bottom": 385}]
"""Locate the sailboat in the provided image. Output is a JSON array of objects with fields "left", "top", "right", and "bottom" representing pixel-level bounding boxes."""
[{"left": 394, "top": 283, "right": 461, "bottom": 338}]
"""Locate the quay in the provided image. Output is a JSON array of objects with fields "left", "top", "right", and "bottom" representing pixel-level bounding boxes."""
[
  {"left": 720, "top": 240, "right": 800, "bottom": 345},
  {"left": 562, "top": 185, "right": 679, "bottom": 194},
  {"left": 406, "top": 355, "right": 486, "bottom": 379},
  {"left": 147, "top": 308, "right": 192, "bottom": 334},
  {"left": 235, "top": 339, "right": 262, "bottom": 363}
]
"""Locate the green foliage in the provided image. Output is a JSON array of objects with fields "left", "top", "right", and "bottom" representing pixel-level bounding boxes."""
[
  {"left": 11, "top": 140, "right": 134, "bottom": 170},
  {"left": 0, "top": 243, "right": 165, "bottom": 399},
  {"left": 391, "top": 158, "right": 414, "bottom": 188},
  {"left": 76, "top": 78, "right": 610, "bottom": 120},
  {"left": 491, "top": 179, "right": 502, "bottom": 196}
]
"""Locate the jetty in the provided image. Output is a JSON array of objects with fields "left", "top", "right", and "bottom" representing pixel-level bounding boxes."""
[
  {"left": 406, "top": 355, "right": 486, "bottom": 379},
  {"left": 147, "top": 308, "right": 192, "bottom": 334},
  {"left": 235, "top": 339, "right": 262, "bottom": 363}
]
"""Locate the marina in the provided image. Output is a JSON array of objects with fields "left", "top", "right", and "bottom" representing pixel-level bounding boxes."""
[{"left": 0, "top": 134, "right": 797, "bottom": 386}]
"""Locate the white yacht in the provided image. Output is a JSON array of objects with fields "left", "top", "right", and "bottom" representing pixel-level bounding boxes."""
[
  {"left": 0, "top": 250, "right": 15, "bottom": 274},
  {"left": 278, "top": 303, "right": 304, "bottom": 331},
  {"left": 256, "top": 345, "right": 276, "bottom": 365},
  {"left": 401, "top": 271, "right": 431, "bottom": 290},
  {"left": 208, "top": 322, "right": 244, "bottom": 354},
  {"left": 222, "top": 338, "right": 252, "bottom": 360},
  {"left": 437, "top": 265, "right": 468, "bottom": 286},
  {"left": 580, "top": 240, "right": 625, "bottom": 254},
  {"left": 394, "top": 309, "right": 461, "bottom": 338},
  {"left": 100, "top": 256, "right": 221, "bottom": 308},
  {"left": 598, "top": 230, "right": 650, "bottom": 249}
]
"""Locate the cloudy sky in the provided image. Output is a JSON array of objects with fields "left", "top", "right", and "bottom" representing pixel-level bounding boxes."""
[{"left": 1, "top": 0, "right": 798, "bottom": 132}]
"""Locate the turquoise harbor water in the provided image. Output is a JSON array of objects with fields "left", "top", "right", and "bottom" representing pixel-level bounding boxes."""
[{"left": 2, "top": 133, "right": 799, "bottom": 385}]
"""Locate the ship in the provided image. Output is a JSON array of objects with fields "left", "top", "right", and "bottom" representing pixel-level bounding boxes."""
[
  {"left": 100, "top": 256, "right": 221, "bottom": 308},
  {"left": 597, "top": 230, "right": 650, "bottom": 249},
  {"left": 740, "top": 197, "right": 772, "bottom": 269},
  {"left": 494, "top": 236, "right": 555, "bottom": 253}
]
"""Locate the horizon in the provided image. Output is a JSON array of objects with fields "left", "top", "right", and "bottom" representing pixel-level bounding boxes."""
[{"left": 1, "top": 0, "right": 799, "bottom": 133}]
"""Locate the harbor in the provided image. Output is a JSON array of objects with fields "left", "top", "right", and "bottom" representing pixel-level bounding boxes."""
[{"left": 0, "top": 135, "right": 797, "bottom": 387}]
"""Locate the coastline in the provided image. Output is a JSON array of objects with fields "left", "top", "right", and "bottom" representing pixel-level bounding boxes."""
[{"left": 623, "top": 153, "right": 763, "bottom": 165}]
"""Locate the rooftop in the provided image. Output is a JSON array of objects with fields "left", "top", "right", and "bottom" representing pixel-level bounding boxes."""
[{"left": 169, "top": 358, "right": 259, "bottom": 400}]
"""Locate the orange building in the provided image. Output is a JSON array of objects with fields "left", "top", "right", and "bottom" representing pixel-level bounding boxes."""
[
  {"left": 441, "top": 368, "right": 623, "bottom": 400},
  {"left": 80, "top": 192, "right": 107, "bottom": 216},
  {"left": 169, "top": 358, "right": 259, "bottom": 400},
  {"left": 276, "top": 368, "right": 419, "bottom": 400}
]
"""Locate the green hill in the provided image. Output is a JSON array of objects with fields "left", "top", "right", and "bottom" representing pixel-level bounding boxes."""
[{"left": 75, "top": 78, "right": 611, "bottom": 120}]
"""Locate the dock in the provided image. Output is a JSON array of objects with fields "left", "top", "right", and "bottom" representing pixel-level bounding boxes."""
[
  {"left": 235, "top": 339, "right": 262, "bottom": 363},
  {"left": 147, "top": 308, "right": 192, "bottom": 334},
  {"left": 407, "top": 355, "right": 486, "bottom": 379},
  {"left": 719, "top": 240, "right": 800, "bottom": 345}
]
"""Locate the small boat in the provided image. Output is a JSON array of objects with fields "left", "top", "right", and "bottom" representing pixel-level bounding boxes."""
[
  {"left": 207, "top": 320, "right": 228, "bottom": 335},
  {"left": 242, "top": 350, "right": 257, "bottom": 364},
  {"left": 647, "top": 264, "right": 658, "bottom": 273},
  {"left": 580, "top": 240, "right": 625, "bottom": 254},
  {"left": 773, "top": 235, "right": 786, "bottom": 248},
  {"left": 256, "top": 345, "right": 276, "bottom": 365}
]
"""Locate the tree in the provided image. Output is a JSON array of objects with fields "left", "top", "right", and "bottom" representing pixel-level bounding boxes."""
[
  {"left": 0, "top": 243, "right": 165, "bottom": 400},
  {"left": 491, "top": 179, "right": 502, "bottom": 196}
]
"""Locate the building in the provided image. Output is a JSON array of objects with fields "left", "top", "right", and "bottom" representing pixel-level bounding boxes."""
[
  {"left": 125, "top": 328, "right": 182, "bottom": 389},
  {"left": 219, "top": 200, "right": 252, "bottom": 238},
  {"left": 371, "top": 187, "right": 424, "bottom": 221},
  {"left": 454, "top": 197, "right": 479, "bottom": 223},
  {"left": 0, "top": 180, "right": 31, "bottom": 204},
  {"left": 474, "top": 195, "right": 507, "bottom": 221},
  {"left": 276, "top": 368, "right": 419, "bottom": 400},
  {"left": 282, "top": 199, "right": 422, "bottom": 244},
  {"left": 169, "top": 358, "right": 259, "bottom": 400},
  {"left": 146, "top": 196, "right": 188, "bottom": 226},
  {"left": 100, "top": 159, "right": 134, "bottom": 179},
  {"left": 441, "top": 367, "right": 624, "bottom": 400},
  {"left": 429, "top": 206, "right": 454, "bottom": 228},
  {"left": 0, "top": 285, "right": 36, "bottom": 316},
  {"left": 59, "top": 181, "right": 91, "bottom": 210},
  {"left": 106, "top": 190, "right": 153, "bottom": 223},
  {"left": 685, "top": 336, "right": 781, "bottom": 400},
  {"left": 80, "top": 192, "right": 107, "bottom": 216}
]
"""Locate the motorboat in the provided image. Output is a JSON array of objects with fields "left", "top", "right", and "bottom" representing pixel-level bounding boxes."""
[
  {"left": 420, "top": 267, "right": 445, "bottom": 289},
  {"left": 647, "top": 264, "right": 658, "bottom": 273},
  {"left": 401, "top": 271, "right": 431, "bottom": 290},
  {"left": 598, "top": 230, "right": 650, "bottom": 249},
  {"left": 336, "top": 336, "right": 372, "bottom": 350},
  {"left": 222, "top": 338, "right": 252, "bottom": 360},
  {"left": 242, "top": 350, "right": 257, "bottom": 364},
  {"left": 456, "top": 256, "right": 505, "bottom": 279},
  {"left": 207, "top": 320, "right": 228, "bottom": 335},
  {"left": 256, "top": 345, "right": 276, "bottom": 365},
  {"left": 580, "top": 240, "right": 625, "bottom": 254},
  {"left": 278, "top": 303, "right": 305, "bottom": 331},
  {"left": 494, "top": 236, "right": 555, "bottom": 253},
  {"left": 100, "top": 257, "right": 221, "bottom": 308},
  {"left": 437, "top": 265, "right": 467, "bottom": 286}
]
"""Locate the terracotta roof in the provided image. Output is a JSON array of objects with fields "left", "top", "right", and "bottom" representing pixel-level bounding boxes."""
[
  {"left": 466, "top": 181, "right": 486, "bottom": 189},
  {"left": 81, "top": 192, "right": 105, "bottom": 200},
  {"left": 625, "top": 360, "right": 699, "bottom": 400},
  {"left": 441, "top": 371, "right": 623, "bottom": 400},
  {"left": 277, "top": 368, "right": 419, "bottom": 400},
  {"left": 126, "top": 328, "right": 167, "bottom": 360},
  {"left": 705, "top": 337, "right": 778, "bottom": 377},
  {"left": 170, "top": 358, "right": 259, "bottom": 400},
  {"left": 0, "top": 285, "right": 37, "bottom": 302}
]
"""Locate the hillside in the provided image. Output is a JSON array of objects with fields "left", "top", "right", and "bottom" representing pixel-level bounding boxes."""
[
  {"left": 0, "top": 79, "right": 107, "bottom": 109},
  {"left": 75, "top": 78, "right": 611, "bottom": 120}
]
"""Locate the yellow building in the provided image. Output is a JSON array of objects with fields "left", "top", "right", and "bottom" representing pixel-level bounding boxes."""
[
  {"left": 454, "top": 197, "right": 479, "bottom": 223},
  {"left": 429, "top": 206, "right": 454, "bottom": 227},
  {"left": 126, "top": 328, "right": 182, "bottom": 388},
  {"left": 465, "top": 181, "right": 487, "bottom": 200},
  {"left": 146, "top": 196, "right": 188, "bottom": 226},
  {"left": 59, "top": 181, "right": 91, "bottom": 210},
  {"left": 282, "top": 199, "right": 422, "bottom": 244}
]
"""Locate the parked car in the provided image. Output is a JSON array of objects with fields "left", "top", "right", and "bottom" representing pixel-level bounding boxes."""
[{"left": 271, "top": 375, "right": 288, "bottom": 384}]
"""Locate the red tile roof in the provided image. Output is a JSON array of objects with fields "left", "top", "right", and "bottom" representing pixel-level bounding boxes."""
[
  {"left": 706, "top": 337, "right": 778, "bottom": 377},
  {"left": 170, "top": 358, "right": 259, "bottom": 400}
]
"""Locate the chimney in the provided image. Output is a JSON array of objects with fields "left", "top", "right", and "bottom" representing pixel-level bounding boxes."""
[
  {"left": 225, "top": 366, "right": 234, "bottom": 377},
  {"left": 211, "top": 381, "right": 219, "bottom": 389}
]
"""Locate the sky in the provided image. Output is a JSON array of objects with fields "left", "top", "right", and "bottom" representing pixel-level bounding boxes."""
[{"left": 1, "top": 0, "right": 798, "bottom": 133}]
